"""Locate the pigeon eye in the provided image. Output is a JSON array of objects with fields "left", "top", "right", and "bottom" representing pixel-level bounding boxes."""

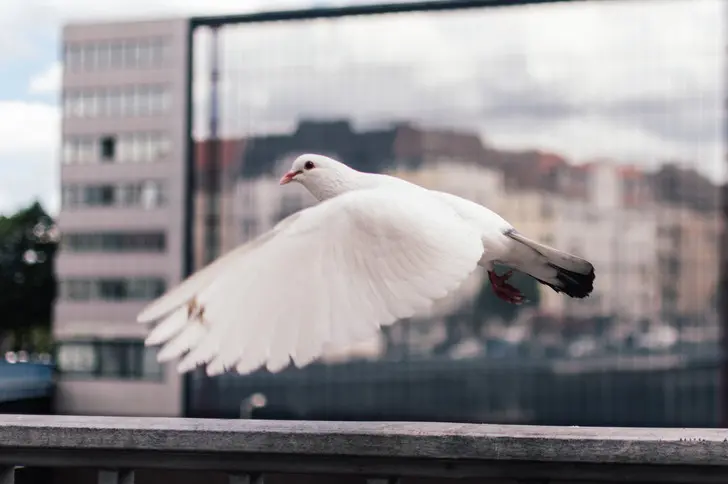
[{"left": 304, "top": 161, "right": 315, "bottom": 170}]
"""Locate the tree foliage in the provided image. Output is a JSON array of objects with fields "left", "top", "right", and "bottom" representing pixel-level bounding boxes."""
[{"left": 0, "top": 201, "right": 58, "bottom": 351}]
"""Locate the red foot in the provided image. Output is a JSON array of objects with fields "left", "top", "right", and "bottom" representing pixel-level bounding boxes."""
[{"left": 488, "top": 270, "right": 526, "bottom": 305}]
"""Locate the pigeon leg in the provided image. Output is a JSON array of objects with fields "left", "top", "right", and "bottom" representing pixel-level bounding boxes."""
[{"left": 488, "top": 270, "right": 526, "bottom": 305}]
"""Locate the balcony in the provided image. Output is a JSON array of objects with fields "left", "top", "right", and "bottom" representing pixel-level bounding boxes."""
[{"left": 0, "top": 415, "right": 726, "bottom": 484}]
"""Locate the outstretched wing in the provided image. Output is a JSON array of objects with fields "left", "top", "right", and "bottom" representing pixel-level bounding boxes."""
[
  {"left": 138, "top": 188, "right": 484, "bottom": 376},
  {"left": 137, "top": 212, "right": 303, "bottom": 325}
]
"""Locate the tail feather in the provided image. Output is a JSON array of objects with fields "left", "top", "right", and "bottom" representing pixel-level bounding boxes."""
[
  {"left": 540, "top": 263, "right": 595, "bottom": 299},
  {"left": 504, "top": 229, "right": 595, "bottom": 299}
]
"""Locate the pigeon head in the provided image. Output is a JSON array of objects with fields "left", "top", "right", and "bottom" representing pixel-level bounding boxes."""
[{"left": 279, "top": 154, "right": 358, "bottom": 201}]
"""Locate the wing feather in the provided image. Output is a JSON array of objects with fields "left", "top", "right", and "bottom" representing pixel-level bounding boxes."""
[
  {"left": 136, "top": 212, "right": 303, "bottom": 324},
  {"left": 141, "top": 188, "right": 484, "bottom": 376}
]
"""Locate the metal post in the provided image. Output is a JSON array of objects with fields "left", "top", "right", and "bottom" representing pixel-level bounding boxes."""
[
  {"left": 720, "top": 161, "right": 728, "bottom": 423},
  {"left": 721, "top": 190, "right": 726, "bottom": 426},
  {"left": 205, "top": 25, "right": 222, "bottom": 265},
  {"left": 720, "top": 0, "right": 728, "bottom": 428},
  {"left": 193, "top": 25, "right": 224, "bottom": 417},
  {"left": 182, "top": 19, "right": 197, "bottom": 419}
]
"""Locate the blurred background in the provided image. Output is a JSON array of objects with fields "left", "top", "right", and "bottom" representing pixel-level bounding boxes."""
[{"left": 0, "top": 0, "right": 726, "bottom": 428}]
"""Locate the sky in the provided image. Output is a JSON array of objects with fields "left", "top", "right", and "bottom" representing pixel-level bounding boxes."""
[{"left": 0, "top": 0, "right": 725, "bottom": 216}]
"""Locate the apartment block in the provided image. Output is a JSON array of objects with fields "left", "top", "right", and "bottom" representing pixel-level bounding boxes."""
[{"left": 54, "top": 19, "right": 190, "bottom": 416}]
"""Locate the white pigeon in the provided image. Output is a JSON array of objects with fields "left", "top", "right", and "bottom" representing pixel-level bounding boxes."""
[{"left": 137, "top": 154, "right": 595, "bottom": 376}]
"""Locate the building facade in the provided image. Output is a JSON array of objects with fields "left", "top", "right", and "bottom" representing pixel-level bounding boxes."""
[
  {"left": 54, "top": 19, "right": 190, "bottom": 416},
  {"left": 656, "top": 204, "right": 722, "bottom": 320},
  {"left": 565, "top": 162, "right": 659, "bottom": 323}
]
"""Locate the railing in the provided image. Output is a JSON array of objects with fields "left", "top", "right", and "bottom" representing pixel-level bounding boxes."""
[
  {"left": 0, "top": 415, "right": 727, "bottom": 483},
  {"left": 190, "top": 352, "right": 721, "bottom": 427}
]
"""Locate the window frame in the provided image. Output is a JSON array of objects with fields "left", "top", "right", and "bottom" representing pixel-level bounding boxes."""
[
  {"left": 60, "top": 277, "right": 167, "bottom": 301},
  {"left": 62, "top": 231, "right": 166, "bottom": 253},
  {"left": 55, "top": 339, "right": 164, "bottom": 381},
  {"left": 64, "top": 37, "right": 171, "bottom": 72}
]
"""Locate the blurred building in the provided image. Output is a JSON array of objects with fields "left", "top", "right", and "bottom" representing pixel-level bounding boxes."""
[
  {"left": 54, "top": 19, "right": 190, "bottom": 416},
  {"left": 648, "top": 165, "right": 722, "bottom": 323},
  {"left": 50, "top": 6, "right": 724, "bottom": 424},
  {"left": 656, "top": 204, "right": 721, "bottom": 320},
  {"left": 485, "top": 154, "right": 660, "bottom": 324},
  {"left": 193, "top": 139, "right": 247, "bottom": 270},
  {"left": 220, "top": 119, "right": 495, "bottom": 249},
  {"left": 214, "top": 120, "right": 722, "bottom": 335},
  {"left": 570, "top": 161, "right": 658, "bottom": 323}
]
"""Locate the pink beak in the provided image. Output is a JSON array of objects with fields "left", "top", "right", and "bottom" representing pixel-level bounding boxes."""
[{"left": 279, "top": 170, "right": 301, "bottom": 185}]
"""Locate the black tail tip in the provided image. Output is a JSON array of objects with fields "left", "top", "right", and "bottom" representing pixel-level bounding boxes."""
[{"left": 549, "top": 264, "right": 595, "bottom": 299}]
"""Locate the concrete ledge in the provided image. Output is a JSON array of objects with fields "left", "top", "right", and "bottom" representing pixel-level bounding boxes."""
[
  {"left": 0, "top": 415, "right": 727, "bottom": 463},
  {"left": 0, "top": 416, "right": 728, "bottom": 481}
]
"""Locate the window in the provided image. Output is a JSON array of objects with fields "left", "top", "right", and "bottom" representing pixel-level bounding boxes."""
[
  {"left": 107, "top": 88, "right": 122, "bottom": 116},
  {"left": 140, "top": 180, "right": 165, "bottom": 208},
  {"left": 97, "top": 279, "right": 127, "bottom": 300},
  {"left": 83, "top": 184, "right": 116, "bottom": 206},
  {"left": 60, "top": 277, "right": 166, "bottom": 301},
  {"left": 149, "top": 85, "right": 169, "bottom": 113},
  {"left": 62, "top": 137, "right": 96, "bottom": 164},
  {"left": 61, "top": 185, "right": 81, "bottom": 208},
  {"left": 63, "top": 231, "right": 166, "bottom": 253},
  {"left": 83, "top": 44, "right": 97, "bottom": 71},
  {"left": 56, "top": 340, "right": 163, "bottom": 380},
  {"left": 149, "top": 38, "right": 167, "bottom": 65},
  {"left": 64, "top": 44, "right": 83, "bottom": 70},
  {"left": 57, "top": 343, "right": 97, "bottom": 374},
  {"left": 126, "top": 41, "right": 141, "bottom": 68},
  {"left": 64, "top": 90, "right": 84, "bottom": 117},
  {"left": 100, "top": 136, "right": 116, "bottom": 161},
  {"left": 119, "top": 183, "right": 140, "bottom": 206},
  {"left": 61, "top": 181, "right": 166, "bottom": 209},
  {"left": 63, "top": 132, "right": 169, "bottom": 165},
  {"left": 109, "top": 42, "right": 124, "bottom": 68},
  {"left": 132, "top": 85, "right": 147, "bottom": 115},
  {"left": 83, "top": 90, "right": 98, "bottom": 117},
  {"left": 95, "top": 41, "right": 110, "bottom": 70},
  {"left": 127, "top": 135, "right": 143, "bottom": 163},
  {"left": 61, "top": 279, "right": 93, "bottom": 300},
  {"left": 118, "top": 181, "right": 164, "bottom": 208},
  {"left": 62, "top": 85, "right": 170, "bottom": 118},
  {"left": 64, "top": 38, "right": 169, "bottom": 72}
]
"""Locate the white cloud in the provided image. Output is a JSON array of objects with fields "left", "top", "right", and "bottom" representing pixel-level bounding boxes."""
[
  {"left": 0, "top": 0, "right": 314, "bottom": 214},
  {"left": 0, "top": 0, "right": 308, "bottom": 45},
  {"left": 28, "top": 62, "right": 62, "bottom": 94},
  {"left": 190, "top": 0, "right": 725, "bottom": 181},
  {"left": 0, "top": 101, "right": 59, "bottom": 215},
  {"left": 0, "top": 0, "right": 725, "bottom": 215}
]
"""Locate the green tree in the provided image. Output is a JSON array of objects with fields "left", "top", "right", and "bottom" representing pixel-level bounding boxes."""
[{"left": 0, "top": 201, "right": 58, "bottom": 352}]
